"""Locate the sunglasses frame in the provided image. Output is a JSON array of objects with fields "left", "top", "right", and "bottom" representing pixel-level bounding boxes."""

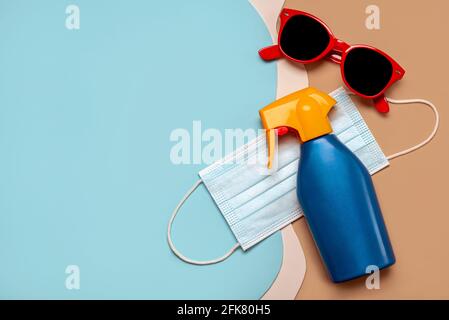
[{"left": 259, "top": 8, "right": 406, "bottom": 113}]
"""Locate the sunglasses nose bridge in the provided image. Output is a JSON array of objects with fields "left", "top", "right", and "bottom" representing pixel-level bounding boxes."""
[
  {"left": 333, "top": 40, "right": 350, "bottom": 53},
  {"left": 327, "top": 41, "right": 349, "bottom": 64}
]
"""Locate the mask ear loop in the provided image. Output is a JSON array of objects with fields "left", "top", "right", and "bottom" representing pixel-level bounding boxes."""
[
  {"left": 167, "top": 179, "right": 240, "bottom": 265},
  {"left": 384, "top": 98, "right": 440, "bottom": 161},
  {"left": 347, "top": 93, "right": 440, "bottom": 160}
]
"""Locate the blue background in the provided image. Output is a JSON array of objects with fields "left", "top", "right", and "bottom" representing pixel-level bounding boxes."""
[{"left": 0, "top": 0, "right": 282, "bottom": 299}]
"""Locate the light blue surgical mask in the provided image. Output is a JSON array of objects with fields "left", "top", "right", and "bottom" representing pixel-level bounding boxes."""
[{"left": 167, "top": 88, "right": 439, "bottom": 265}]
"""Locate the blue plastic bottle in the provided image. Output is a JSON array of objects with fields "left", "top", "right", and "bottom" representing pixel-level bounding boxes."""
[
  {"left": 298, "top": 135, "right": 395, "bottom": 282},
  {"left": 260, "top": 87, "right": 395, "bottom": 283}
]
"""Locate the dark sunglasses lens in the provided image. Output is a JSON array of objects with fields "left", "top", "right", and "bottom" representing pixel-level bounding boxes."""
[
  {"left": 280, "top": 15, "right": 330, "bottom": 61},
  {"left": 344, "top": 48, "right": 393, "bottom": 97}
]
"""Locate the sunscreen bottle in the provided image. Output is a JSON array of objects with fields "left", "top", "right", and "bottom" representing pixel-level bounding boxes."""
[{"left": 260, "top": 87, "right": 395, "bottom": 282}]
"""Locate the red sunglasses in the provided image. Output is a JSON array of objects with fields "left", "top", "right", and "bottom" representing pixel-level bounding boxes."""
[{"left": 259, "top": 8, "right": 405, "bottom": 113}]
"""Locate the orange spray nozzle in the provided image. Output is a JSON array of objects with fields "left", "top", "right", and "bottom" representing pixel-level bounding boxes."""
[{"left": 259, "top": 87, "right": 337, "bottom": 168}]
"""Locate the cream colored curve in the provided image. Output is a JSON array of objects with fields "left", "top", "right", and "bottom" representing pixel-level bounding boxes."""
[{"left": 248, "top": 0, "right": 308, "bottom": 300}]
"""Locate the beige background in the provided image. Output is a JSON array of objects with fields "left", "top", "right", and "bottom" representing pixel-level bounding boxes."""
[{"left": 281, "top": 0, "right": 449, "bottom": 299}]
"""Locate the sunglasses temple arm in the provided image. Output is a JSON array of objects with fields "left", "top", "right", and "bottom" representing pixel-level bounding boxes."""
[
  {"left": 373, "top": 95, "right": 390, "bottom": 113},
  {"left": 327, "top": 40, "right": 349, "bottom": 64},
  {"left": 327, "top": 53, "right": 342, "bottom": 64},
  {"left": 258, "top": 45, "right": 282, "bottom": 61}
]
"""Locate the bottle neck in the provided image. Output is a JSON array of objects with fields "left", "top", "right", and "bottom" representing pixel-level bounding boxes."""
[{"left": 301, "top": 132, "right": 333, "bottom": 145}]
